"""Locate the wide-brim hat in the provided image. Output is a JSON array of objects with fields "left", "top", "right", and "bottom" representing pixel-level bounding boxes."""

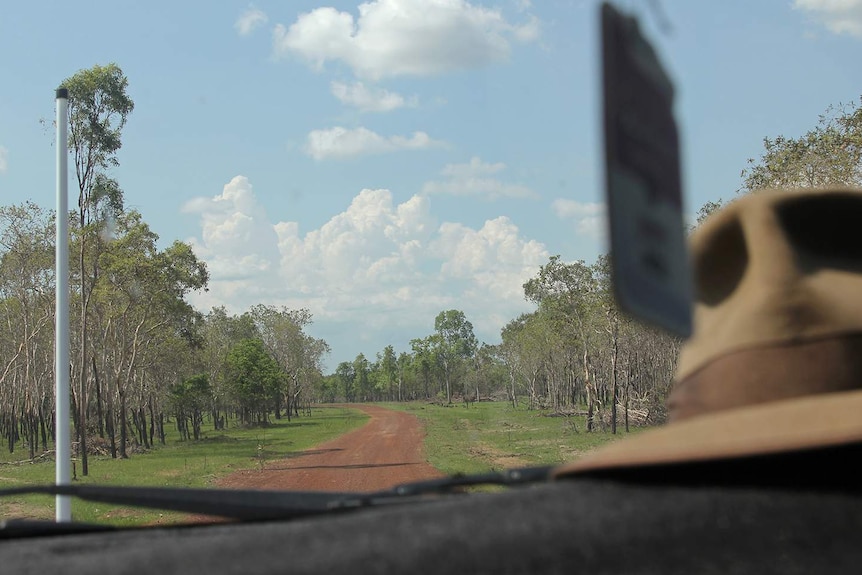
[{"left": 554, "top": 187, "right": 862, "bottom": 478}]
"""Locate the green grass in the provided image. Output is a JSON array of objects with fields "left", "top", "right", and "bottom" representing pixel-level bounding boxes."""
[
  {"left": 0, "top": 401, "right": 650, "bottom": 525},
  {"left": 0, "top": 406, "right": 367, "bottom": 526},
  {"left": 384, "top": 400, "right": 650, "bottom": 476}
]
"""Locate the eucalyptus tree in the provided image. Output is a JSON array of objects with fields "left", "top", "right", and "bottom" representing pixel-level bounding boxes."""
[
  {"left": 694, "top": 199, "right": 726, "bottom": 227},
  {"left": 410, "top": 337, "right": 436, "bottom": 400},
  {"left": 591, "top": 254, "right": 623, "bottom": 432},
  {"left": 0, "top": 203, "right": 55, "bottom": 456},
  {"left": 91, "top": 211, "right": 207, "bottom": 457},
  {"left": 432, "top": 310, "right": 477, "bottom": 404},
  {"left": 249, "top": 305, "right": 328, "bottom": 419},
  {"left": 501, "top": 312, "right": 555, "bottom": 410},
  {"left": 396, "top": 351, "right": 410, "bottom": 401},
  {"left": 142, "top": 328, "right": 201, "bottom": 446},
  {"left": 295, "top": 336, "right": 330, "bottom": 414},
  {"left": 378, "top": 345, "right": 397, "bottom": 401},
  {"left": 224, "top": 338, "right": 284, "bottom": 425},
  {"left": 199, "top": 307, "right": 258, "bottom": 429},
  {"left": 315, "top": 373, "right": 340, "bottom": 403},
  {"left": 353, "top": 354, "right": 371, "bottom": 402},
  {"left": 61, "top": 63, "right": 134, "bottom": 474},
  {"left": 335, "top": 361, "right": 355, "bottom": 402},
  {"left": 524, "top": 256, "right": 601, "bottom": 429},
  {"left": 741, "top": 96, "right": 861, "bottom": 192},
  {"left": 168, "top": 373, "right": 210, "bottom": 441},
  {"left": 469, "top": 343, "right": 506, "bottom": 404}
]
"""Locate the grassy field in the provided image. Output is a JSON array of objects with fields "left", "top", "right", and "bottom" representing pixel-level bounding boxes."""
[
  {"left": 385, "top": 400, "right": 648, "bottom": 476},
  {"left": 0, "top": 406, "right": 368, "bottom": 526},
  {"left": 1, "top": 400, "right": 648, "bottom": 525}
]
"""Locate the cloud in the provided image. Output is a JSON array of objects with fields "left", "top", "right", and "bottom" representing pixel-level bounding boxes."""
[
  {"left": 183, "top": 176, "right": 549, "bottom": 364},
  {"left": 330, "top": 81, "right": 418, "bottom": 112},
  {"left": 304, "top": 126, "right": 445, "bottom": 160},
  {"left": 181, "top": 176, "right": 281, "bottom": 282},
  {"left": 794, "top": 0, "right": 862, "bottom": 36},
  {"left": 430, "top": 217, "right": 548, "bottom": 304},
  {"left": 272, "top": 0, "right": 541, "bottom": 79},
  {"left": 422, "top": 156, "right": 538, "bottom": 200},
  {"left": 235, "top": 6, "right": 268, "bottom": 36},
  {"left": 0, "top": 146, "right": 7, "bottom": 173},
  {"left": 274, "top": 189, "right": 437, "bottom": 294},
  {"left": 551, "top": 199, "right": 607, "bottom": 239},
  {"left": 513, "top": 14, "right": 541, "bottom": 42}
]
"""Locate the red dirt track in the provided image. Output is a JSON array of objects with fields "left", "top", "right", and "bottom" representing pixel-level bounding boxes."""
[{"left": 216, "top": 405, "right": 443, "bottom": 492}]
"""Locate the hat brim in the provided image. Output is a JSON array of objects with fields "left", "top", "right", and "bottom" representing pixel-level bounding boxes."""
[{"left": 552, "top": 388, "right": 862, "bottom": 478}]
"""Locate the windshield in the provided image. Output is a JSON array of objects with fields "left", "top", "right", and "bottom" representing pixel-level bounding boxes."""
[{"left": 0, "top": 0, "right": 860, "bottom": 527}]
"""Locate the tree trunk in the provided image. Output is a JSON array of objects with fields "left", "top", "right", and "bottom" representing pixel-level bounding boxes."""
[
  {"left": 583, "top": 345, "right": 594, "bottom": 433},
  {"left": 158, "top": 412, "right": 166, "bottom": 445},
  {"left": 27, "top": 415, "right": 36, "bottom": 460},
  {"left": 624, "top": 377, "right": 630, "bottom": 433},
  {"left": 139, "top": 407, "right": 150, "bottom": 449},
  {"left": 148, "top": 399, "right": 156, "bottom": 447},
  {"left": 193, "top": 411, "right": 201, "bottom": 440},
  {"left": 444, "top": 364, "right": 452, "bottom": 405},
  {"left": 611, "top": 319, "right": 619, "bottom": 435},
  {"left": 6, "top": 414, "right": 15, "bottom": 453},
  {"left": 93, "top": 356, "right": 104, "bottom": 438},
  {"left": 177, "top": 414, "right": 186, "bottom": 441},
  {"left": 509, "top": 369, "right": 517, "bottom": 409},
  {"left": 106, "top": 405, "right": 117, "bottom": 459},
  {"left": 39, "top": 407, "right": 48, "bottom": 452},
  {"left": 119, "top": 390, "right": 128, "bottom": 459},
  {"left": 78, "top": 240, "right": 89, "bottom": 476}
]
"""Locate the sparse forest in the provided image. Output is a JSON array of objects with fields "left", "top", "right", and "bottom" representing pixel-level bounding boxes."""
[
  {"left": 320, "top": 258, "right": 682, "bottom": 434},
  {"left": 0, "top": 191, "right": 331, "bottom": 463},
  {"left": 1, "top": 59, "right": 859, "bottom": 465},
  {"left": 317, "top": 94, "right": 862, "bottom": 432},
  {"left": 0, "top": 65, "right": 330, "bottom": 468}
]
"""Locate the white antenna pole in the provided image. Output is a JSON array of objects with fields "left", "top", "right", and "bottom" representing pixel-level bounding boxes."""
[{"left": 55, "top": 87, "right": 71, "bottom": 522}]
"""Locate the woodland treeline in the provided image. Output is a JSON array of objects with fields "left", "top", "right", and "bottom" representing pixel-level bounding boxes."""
[
  {"left": 0, "top": 64, "right": 329, "bottom": 474},
  {"left": 0, "top": 199, "right": 330, "bottom": 464},
  {"left": 0, "top": 189, "right": 676, "bottom": 472},
  {"left": 317, "top": 92, "right": 862, "bottom": 430},
  {"left": 1, "top": 60, "right": 858, "bottom": 466},
  {"left": 321, "top": 257, "right": 681, "bottom": 435}
]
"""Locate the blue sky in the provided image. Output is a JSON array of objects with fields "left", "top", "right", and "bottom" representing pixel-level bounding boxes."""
[{"left": 1, "top": 0, "right": 860, "bottom": 370}]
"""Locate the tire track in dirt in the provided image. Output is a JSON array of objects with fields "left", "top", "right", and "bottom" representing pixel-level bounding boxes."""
[{"left": 215, "top": 404, "right": 443, "bottom": 493}]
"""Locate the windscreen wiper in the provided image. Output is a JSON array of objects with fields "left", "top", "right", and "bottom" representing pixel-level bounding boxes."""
[
  {"left": 0, "top": 465, "right": 553, "bottom": 535},
  {"left": 0, "top": 483, "right": 364, "bottom": 524},
  {"left": 370, "top": 465, "right": 554, "bottom": 497}
]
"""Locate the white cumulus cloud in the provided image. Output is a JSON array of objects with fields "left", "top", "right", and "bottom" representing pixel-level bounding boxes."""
[
  {"left": 274, "top": 189, "right": 437, "bottom": 294},
  {"left": 235, "top": 5, "right": 268, "bottom": 36},
  {"left": 330, "top": 81, "right": 418, "bottom": 112},
  {"left": 272, "top": 0, "right": 541, "bottom": 80},
  {"left": 551, "top": 199, "right": 607, "bottom": 240},
  {"left": 431, "top": 217, "right": 548, "bottom": 304},
  {"left": 0, "top": 146, "right": 7, "bottom": 173},
  {"left": 422, "top": 156, "right": 537, "bottom": 200},
  {"left": 305, "top": 126, "right": 445, "bottom": 160},
  {"left": 794, "top": 0, "right": 862, "bottom": 36},
  {"left": 183, "top": 176, "right": 549, "bottom": 363},
  {"left": 181, "top": 176, "right": 281, "bottom": 284}
]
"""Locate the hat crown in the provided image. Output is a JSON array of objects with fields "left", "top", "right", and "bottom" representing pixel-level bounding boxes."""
[{"left": 673, "top": 187, "right": 862, "bottom": 419}]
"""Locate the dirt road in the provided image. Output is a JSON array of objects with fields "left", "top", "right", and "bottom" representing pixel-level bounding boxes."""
[{"left": 216, "top": 405, "right": 443, "bottom": 492}]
